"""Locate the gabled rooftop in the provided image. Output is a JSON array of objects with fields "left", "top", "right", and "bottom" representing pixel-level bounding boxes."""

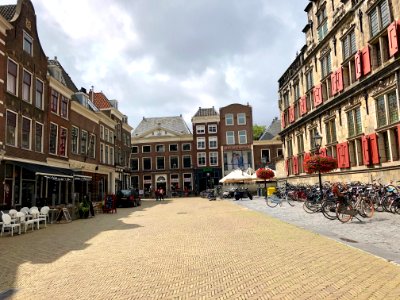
[
  {"left": 0, "top": 5, "right": 16, "bottom": 21},
  {"left": 48, "top": 57, "right": 79, "bottom": 92},
  {"left": 133, "top": 116, "right": 191, "bottom": 137},
  {"left": 259, "top": 117, "right": 281, "bottom": 141},
  {"left": 193, "top": 107, "right": 219, "bottom": 117},
  {"left": 90, "top": 91, "right": 112, "bottom": 109}
]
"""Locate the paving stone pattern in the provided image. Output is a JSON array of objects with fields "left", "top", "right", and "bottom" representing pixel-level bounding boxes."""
[
  {"left": 230, "top": 196, "right": 400, "bottom": 265},
  {"left": 0, "top": 198, "right": 399, "bottom": 299}
]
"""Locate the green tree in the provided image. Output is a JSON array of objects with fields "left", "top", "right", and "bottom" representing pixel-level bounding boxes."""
[{"left": 253, "top": 124, "right": 266, "bottom": 140}]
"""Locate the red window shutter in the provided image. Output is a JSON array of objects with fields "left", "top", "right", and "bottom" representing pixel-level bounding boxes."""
[
  {"left": 300, "top": 96, "right": 307, "bottom": 116},
  {"left": 388, "top": 21, "right": 399, "bottom": 57},
  {"left": 369, "top": 133, "right": 380, "bottom": 164},
  {"left": 361, "top": 46, "right": 371, "bottom": 75},
  {"left": 336, "top": 143, "right": 342, "bottom": 167},
  {"left": 319, "top": 148, "right": 327, "bottom": 157},
  {"left": 361, "top": 135, "right": 371, "bottom": 166},
  {"left": 293, "top": 156, "right": 299, "bottom": 175},
  {"left": 331, "top": 71, "right": 337, "bottom": 96},
  {"left": 313, "top": 84, "right": 323, "bottom": 107},
  {"left": 289, "top": 106, "right": 295, "bottom": 123},
  {"left": 281, "top": 112, "right": 285, "bottom": 128},
  {"left": 342, "top": 142, "right": 350, "bottom": 168},
  {"left": 355, "top": 51, "right": 362, "bottom": 79},
  {"left": 336, "top": 67, "right": 344, "bottom": 92}
]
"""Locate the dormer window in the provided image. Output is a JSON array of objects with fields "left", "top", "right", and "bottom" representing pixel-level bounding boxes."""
[{"left": 23, "top": 31, "right": 33, "bottom": 55}]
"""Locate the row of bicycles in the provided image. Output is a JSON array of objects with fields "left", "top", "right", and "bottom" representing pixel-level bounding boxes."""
[{"left": 267, "top": 181, "right": 400, "bottom": 223}]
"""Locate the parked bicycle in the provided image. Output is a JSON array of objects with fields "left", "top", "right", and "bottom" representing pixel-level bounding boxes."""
[{"left": 265, "top": 184, "right": 294, "bottom": 208}]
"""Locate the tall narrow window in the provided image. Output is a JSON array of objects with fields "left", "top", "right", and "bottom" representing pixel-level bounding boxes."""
[
  {"left": 238, "top": 130, "right": 247, "bottom": 144},
  {"left": 105, "top": 146, "right": 109, "bottom": 164},
  {"left": 210, "top": 152, "right": 218, "bottom": 166},
  {"left": 100, "top": 144, "right": 104, "bottom": 163},
  {"left": 89, "top": 134, "right": 96, "bottom": 158},
  {"left": 369, "top": 0, "right": 391, "bottom": 38},
  {"left": 197, "top": 137, "right": 205, "bottom": 149},
  {"left": 197, "top": 153, "right": 206, "bottom": 166},
  {"left": 35, "top": 123, "right": 43, "bottom": 152},
  {"left": 49, "top": 123, "right": 58, "bottom": 155},
  {"left": 6, "top": 111, "right": 17, "bottom": 146},
  {"left": 61, "top": 96, "right": 68, "bottom": 118},
  {"left": 35, "top": 79, "right": 43, "bottom": 109},
  {"left": 237, "top": 113, "right": 246, "bottom": 125},
  {"left": 110, "top": 147, "right": 114, "bottom": 165},
  {"left": 226, "top": 131, "right": 235, "bottom": 144},
  {"left": 59, "top": 128, "right": 67, "bottom": 157},
  {"left": 320, "top": 53, "right": 332, "bottom": 78},
  {"left": 7, "top": 59, "right": 17, "bottom": 95},
  {"left": 81, "top": 130, "right": 88, "bottom": 155},
  {"left": 347, "top": 107, "right": 362, "bottom": 137},
  {"left": 225, "top": 114, "right": 234, "bottom": 125},
  {"left": 51, "top": 90, "right": 59, "bottom": 113},
  {"left": 71, "top": 126, "right": 79, "bottom": 154},
  {"left": 21, "top": 117, "right": 31, "bottom": 150},
  {"left": 23, "top": 31, "right": 33, "bottom": 55},
  {"left": 22, "top": 70, "right": 32, "bottom": 102},
  {"left": 209, "top": 137, "right": 218, "bottom": 149}
]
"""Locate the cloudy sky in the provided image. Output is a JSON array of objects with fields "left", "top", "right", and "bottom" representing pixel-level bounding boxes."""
[{"left": 2, "top": 0, "right": 308, "bottom": 129}]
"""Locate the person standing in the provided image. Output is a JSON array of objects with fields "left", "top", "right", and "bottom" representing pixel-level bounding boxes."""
[{"left": 159, "top": 188, "right": 164, "bottom": 200}]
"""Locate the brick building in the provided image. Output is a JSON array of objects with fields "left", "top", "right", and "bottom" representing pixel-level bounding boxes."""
[
  {"left": 219, "top": 103, "right": 254, "bottom": 176},
  {"left": 131, "top": 116, "right": 193, "bottom": 197},
  {"left": 278, "top": 0, "right": 400, "bottom": 184},
  {"left": 191, "top": 107, "right": 221, "bottom": 192},
  {"left": 0, "top": 0, "right": 134, "bottom": 209}
]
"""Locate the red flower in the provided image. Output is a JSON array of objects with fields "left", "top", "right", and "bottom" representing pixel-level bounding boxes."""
[
  {"left": 304, "top": 155, "right": 337, "bottom": 174},
  {"left": 256, "top": 168, "right": 275, "bottom": 180}
]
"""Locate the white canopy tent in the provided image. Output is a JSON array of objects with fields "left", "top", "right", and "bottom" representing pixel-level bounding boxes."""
[{"left": 219, "top": 169, "right": 254, "bottom": 184}]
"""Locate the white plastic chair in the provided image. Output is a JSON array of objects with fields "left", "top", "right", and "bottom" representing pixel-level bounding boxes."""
[
  {"left": 24, "top": 211, "right": 40, "bottom": 232},
  {"left": 8, "top": 209, "right": 18, "bottom": 221},
  {"left": 29, "top": 207, "right": 39, "bottom": 214},
  {"left": 38, "top": 206, "right": 49, "bottom": 228},
  {"left": 15, "top": 212, "right": 26, "bottom": 230},
  {"left": 20, "top": 207, "right": 30, "bottom": 215},
  {"left": 1, "top": 214, "right": 21, "bottom": 236}
]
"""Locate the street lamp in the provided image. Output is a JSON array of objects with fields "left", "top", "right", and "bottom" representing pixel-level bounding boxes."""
[{"left": 313, "top": 131, "right": 323, "bottom": 199}]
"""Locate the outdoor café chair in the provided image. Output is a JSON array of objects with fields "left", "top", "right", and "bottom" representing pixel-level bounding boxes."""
[
  {"left": 24, "top": 211, "right": 40, "bottom": 232},
  {"left": 1, "top": 213, "right": 21, "bottom": 236},
  {"left": 38, "top": 206, "right": 50, "bottom": 228}
]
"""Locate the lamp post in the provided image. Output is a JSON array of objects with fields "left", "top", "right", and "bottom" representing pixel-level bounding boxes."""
[{"left": 313, "top": 131, "right": 323, "bottom": 199}]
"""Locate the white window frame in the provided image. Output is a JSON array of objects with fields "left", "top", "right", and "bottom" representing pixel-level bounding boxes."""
[
  {"left": 209, "top": 152, "right": 218, "bottom": 166},
  {"left": 21, "top": 116, "right": 32, "bottom": 150},
  {"left": 23, "top": 31, "right": 33, "bottom": 55},
  {"left": 35, "top": 78, "right": 44, "bottom": 109},
  {"left": 100, "top": 125, "right": 104, "bottom": 140},
  {"left": 261, "top": 149, "right": 271, "bottom": 163},
  {"left": 237, "top": 113, "right": 246, "bottom": 125},
  {"left": 22, "top": 69, "right": 32, "bottom": 103},
  {"left": 183, "top": 155, "right": 192, "bottom": 168},
  {"left": 238, "top": 130, "right": 247, "bottom": 144},
  {"left": 225, "top": 114, "right": 234, "bottom": 125},
  {"left": 104, "top": 128, "right": 109, "bottom": 142},
  {"left": 35, "top": 122, "right": 43, "bottom": 153},
  {"left": 196, "top": 125, "right": 205, "bottom": 134},
  {"left": 131, "top": 158, "right": 139, "bottom": 171},
  {"left": 71, "top": 126, "right": 79, "bottom": 155},
  {"left": 182, "top": 143, "right": 191, "bottom": 151},
  {"left": 142, "top": 145, "right": 151, "bottom": 153},
  {"left": 208, "top": 124, "right": 217, "bottom": 133},
  {"left": 49, "top": 122, "right": 59, "bottom": 155},
  {"left": 7, "top": 58, "right": 18, "bottom": 96},
  {"left": 226, "top": 131, "right": 235, "bottom": 145},
  {"left": 209, "top": 136, "right": 218, "bottom": 149},
  {"left": 110, "top": 146, "right": 114, "bottom": 165},
  {"left": 59, "top": 127, "right": 68, "bottom": 157},
  {"left": 197, "top": 152, "right": 206, "bottom": 167},
  {"left": 197, "top": 137, "right": 206, "bottom": 149}
]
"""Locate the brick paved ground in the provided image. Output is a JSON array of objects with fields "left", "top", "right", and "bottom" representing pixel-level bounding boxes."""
[
  {"left": 229, "top": 196, "right": 400, "bottom": 265},
  {"left": 1, "top": 198, "right": 400, "bottom": 299}
]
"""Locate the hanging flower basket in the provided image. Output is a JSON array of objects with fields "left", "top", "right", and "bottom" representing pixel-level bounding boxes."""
[
  {"left": 256, "top": 168, "right": 275, "bottom": 180},
  {"left": 304, "top": 155, "right": 337, "bottom": 174}
]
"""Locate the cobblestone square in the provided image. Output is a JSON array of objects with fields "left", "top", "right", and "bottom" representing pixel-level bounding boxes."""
[{"left": 1, "top": 198, "right": 400, "bottom": 299}]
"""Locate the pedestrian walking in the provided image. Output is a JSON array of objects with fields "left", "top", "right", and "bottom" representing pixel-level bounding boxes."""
[{"left": 159, "top": 188, "right": 164, "bottom": 200}]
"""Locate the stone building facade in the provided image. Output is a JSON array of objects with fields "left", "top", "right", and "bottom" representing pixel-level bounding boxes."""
[
  {"left": 278, "top": 0, "right": 400, "bottom": 184},
  {"left": 0, "top": 0, "right": 133, "bottom": 209}
]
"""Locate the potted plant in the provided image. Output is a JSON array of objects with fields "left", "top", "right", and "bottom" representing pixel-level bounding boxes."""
[
  {"left": 303, "top": 155, "right": 337, "bottom": 174},
  {"left": 78, "top": 196, "right": 90, "bottom": 219},
  {"left": 256, "top": 168, "right": 275, "bottom": 195}
]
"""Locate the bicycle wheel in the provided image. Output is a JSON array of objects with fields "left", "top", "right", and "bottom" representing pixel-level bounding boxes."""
[
  {"left": 361, "top": 198, "right": 374, "bottom": 218},
  {"left": 286, "top": 194, "right": 295, "bottom": 206},
  {"left": 321, "top": 200, "right": 337, "bottom": 220},
  {"left": 266, "top": 194, "right": 279, "bottom": 208},
  {"left": 303, "top": 197, "right": 321, "bottom": 213},
  {"left": 336, "top": 202, "right": 353, "bottom": 223}
]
